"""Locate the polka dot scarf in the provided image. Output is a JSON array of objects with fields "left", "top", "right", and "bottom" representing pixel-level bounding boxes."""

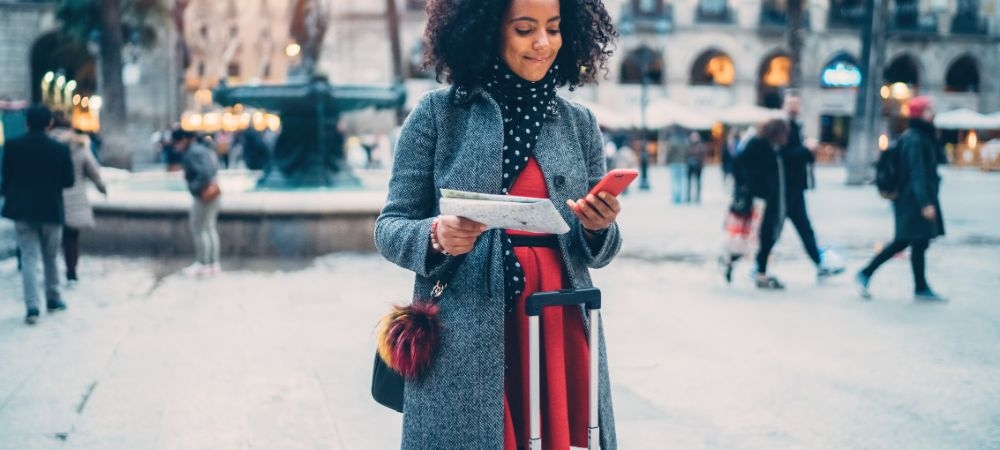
[{"left": 484, "top": 60, "right": 558, "bottom": 310}]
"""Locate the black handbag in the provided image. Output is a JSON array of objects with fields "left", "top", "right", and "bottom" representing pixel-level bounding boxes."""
[
  {"left": 372, "top": 352, "right": 405, "bottom": 412},
  {"left": 729, "top": 185, "right": 753, "bottom": 216},
  {"left": 371, "top": 255, "right": 465, "bottom": 413}
]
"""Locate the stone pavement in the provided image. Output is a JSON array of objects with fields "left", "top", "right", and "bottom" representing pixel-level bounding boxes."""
[{"left": 1, "top": 165, "right": 999, "bottom": 449}]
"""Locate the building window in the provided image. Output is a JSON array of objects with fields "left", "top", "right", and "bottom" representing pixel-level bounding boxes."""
[
  {"left": 697, "top": 0, "right": 732, "bottom": 23},
  {"left": 633, "top": 0, "right": 665, "bottom": 16},
  {"left": 760, "top": 0, "right": 787, "bottom": 27},
  {"left": 197, "top": 61, "right": 206, "bottom": 77},
  {"left": 951, "top": 0, "right": 987, "bottom": 34},
  {"left": 620, "top": 46, "right": 664, "bottom": 85},
  {"left": 758, "top": 54, "right": 790, "bottom": 108},
  {"left": 227, "top": 62, "right": 240, "bottom": 78},
  {"left": 690, "top": 50, "right": 735, "bottom": 86},
  {"left": 828, "top": 0, "right": 865, "bottom": 28},
  {"left": 199, "top": 25, "right": 209, "bottom": 39},
  {"left": 407, "top": 0, "right": 427, "bottom": 11},
  {"left": 945, "top": 55, "right": 979, "bottom": 92}
]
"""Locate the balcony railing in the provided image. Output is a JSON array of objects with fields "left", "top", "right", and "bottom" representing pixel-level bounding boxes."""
[
  {"left": 828, "top": 4, "right": 866, "bottom": 28},
  {"left": 619, "top": 4, "right": 674, "bottom": 34},
  {"left": 890, "top": 2, "right": 938, "bottom": 35},
  {"left": 696, "top": 2, "right": 733, "bottom": 23}
]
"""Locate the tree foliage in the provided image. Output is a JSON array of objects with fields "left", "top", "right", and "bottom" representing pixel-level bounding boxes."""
[{"left": 56, "top": 0, "right": 167, "bottom": 47}]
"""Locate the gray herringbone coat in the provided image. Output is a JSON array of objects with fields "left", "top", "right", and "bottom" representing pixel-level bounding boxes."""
[{"left": 375, "top": 87, "right": 621, "bottom": 449}]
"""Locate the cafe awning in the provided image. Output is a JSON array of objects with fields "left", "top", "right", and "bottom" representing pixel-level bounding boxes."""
[{"left": 934, "top": 109, "right": 1000, "bottom": 130}]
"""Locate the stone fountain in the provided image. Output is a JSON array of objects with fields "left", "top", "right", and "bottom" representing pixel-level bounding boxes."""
[{"left": 84, "top": 0, "right": 406, "bottom": 258}]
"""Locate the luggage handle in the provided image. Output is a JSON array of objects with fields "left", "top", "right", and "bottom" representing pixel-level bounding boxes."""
[
  {"left": 524, "top": 288, "right": 601, "bottom": 316},
  {"left": 525, "top": 288, "right": 602, "bottom": 450}
]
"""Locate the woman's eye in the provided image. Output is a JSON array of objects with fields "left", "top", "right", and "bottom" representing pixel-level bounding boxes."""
[
  {"left": 515, "top": 28, "right": 533, "bottom": 36},
  {"left": 547, "top": 28, "right": 560, "bottom": 35}
]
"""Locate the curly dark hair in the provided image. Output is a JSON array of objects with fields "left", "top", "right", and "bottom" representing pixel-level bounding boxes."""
[{"left": 423, "top": 0, "right": 617, "bottom": 89}]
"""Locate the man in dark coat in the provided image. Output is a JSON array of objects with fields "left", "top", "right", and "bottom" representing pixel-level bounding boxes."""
[
  {"left": 856, "top": 96, "right": 946, "bottom": 301},
  {"left": 734, "top": 119, "right": 789, "bottom": 289},
  {"left": 781, "top": 95, "right": 842, "bottom": 280},
  {"left": 0, "top": 105, "right": 75, "bottom": 324}
]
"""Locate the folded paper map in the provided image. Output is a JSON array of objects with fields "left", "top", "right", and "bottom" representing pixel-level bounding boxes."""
[{"left": 438, "top": 188, "right": 570, "bottom": 234}]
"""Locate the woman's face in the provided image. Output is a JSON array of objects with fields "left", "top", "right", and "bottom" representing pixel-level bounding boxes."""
[{"left": 499, "top": 0, "right": 563, "bottom": 82}]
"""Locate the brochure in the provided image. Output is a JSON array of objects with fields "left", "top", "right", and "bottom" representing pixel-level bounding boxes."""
[{"left": 438, "top": 188, "right": 570, "bottom": 234}]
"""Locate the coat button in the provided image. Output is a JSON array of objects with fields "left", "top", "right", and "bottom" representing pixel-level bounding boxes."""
[{"left": 554, "top": 175, "right": 565, "bottom": 187}]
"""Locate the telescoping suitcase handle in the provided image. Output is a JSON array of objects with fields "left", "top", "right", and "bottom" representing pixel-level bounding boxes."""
[{"left": 525, "top": 287, "right": 601, "bottom": 450}]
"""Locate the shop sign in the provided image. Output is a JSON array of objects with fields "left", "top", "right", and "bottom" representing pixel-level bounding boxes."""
[{"left": 820, "top": 62, "right": 862, "bottom": 88}]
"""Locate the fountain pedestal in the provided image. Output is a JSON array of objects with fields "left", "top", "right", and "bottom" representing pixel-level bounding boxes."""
[{"left": 213, "top": 77, "right": 404, "bottom": 189}]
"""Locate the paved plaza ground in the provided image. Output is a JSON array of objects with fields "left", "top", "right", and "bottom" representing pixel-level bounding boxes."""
[{"left": 1, "top": 165, "right": 998, "bottom": 449}]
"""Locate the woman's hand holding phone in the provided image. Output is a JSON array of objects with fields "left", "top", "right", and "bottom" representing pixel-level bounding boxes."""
[
  {"left": 567, "top": 193, "right": 620, "bottom": 232},
  {"left": 567, "top": 169, "right": 634, "bottom": 232}
]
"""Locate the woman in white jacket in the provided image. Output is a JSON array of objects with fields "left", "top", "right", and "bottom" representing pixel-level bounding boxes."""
[{"left": 50, "top": 114, "right": 106, "bottom": 286}]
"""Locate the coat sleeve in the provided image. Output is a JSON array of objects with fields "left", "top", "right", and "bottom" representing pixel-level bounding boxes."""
[
  {"left": 374, "top": 93, "right": 453, "bottom": 279},
  {"left": 573, "top": 108, "right": 622, "bottom": 269},
  {"left": 186, "top": 149, "right": 218, "bottom": 196},
  {"left": 82, "top": 149, "right": 107, "bottom": 193},
  {"left": 0, "top": 144, "right": 10, "bottom": 197},
  {"left": 903, "top": 134, "right": 931, "bottom": 209},
  {"left": 60, "top": 144, "right": 75, "bottom": 189}
]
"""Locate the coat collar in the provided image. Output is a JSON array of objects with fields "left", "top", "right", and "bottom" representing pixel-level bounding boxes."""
[{"left": 450, "top": 85, "right": 559, "bottom": 122}]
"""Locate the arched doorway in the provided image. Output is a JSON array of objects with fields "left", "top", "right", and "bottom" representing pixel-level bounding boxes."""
[
  {"left": 30, "top": 32, "right": 98, "bottom": 131},
  {"left": 620, "top": 46, "right": 664, "bottom": 85},
  {"left": 690, "top": 49, "right": 734, "bottom": 86},
  {"left": 883, "top": 54, "right": 920, "bottom": 89},
  {"left": 757, "top": 52, "right": 790, "bottom": 108},
  {"left": 819, "top": 52, "right": 862, "bottom": 149},
  {"left": 30, "top": 32, "right": 96, "bottom": 104},
  {"left": 944, "top": 55, "right": 979, "bottom": 92},
  {"left": 882, "top": 54, "right": 921, "bottom": 135}
]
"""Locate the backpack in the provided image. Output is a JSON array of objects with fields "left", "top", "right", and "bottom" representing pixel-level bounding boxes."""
[{"left": 875, "top": 137, "right": 903, "bottom": 200}]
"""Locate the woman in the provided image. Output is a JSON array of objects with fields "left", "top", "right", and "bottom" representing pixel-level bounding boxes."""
[
  {"left": 733, "top": 119, "right": 789, "bottom": 289},
  {"left": 50, "top": 113, "right": 107, "bottom": 286},
  {"left": 374, "top": 0, "right": 621, "bottom": 448}
]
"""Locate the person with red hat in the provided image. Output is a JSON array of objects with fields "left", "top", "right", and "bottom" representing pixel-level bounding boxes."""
[{"left": 856, "top": 95, "right": 947, "bottom": 301}]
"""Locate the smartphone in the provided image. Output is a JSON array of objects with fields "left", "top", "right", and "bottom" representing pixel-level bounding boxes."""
[{"left": 588, "top": 169, "right": 639, "bottom": 197}]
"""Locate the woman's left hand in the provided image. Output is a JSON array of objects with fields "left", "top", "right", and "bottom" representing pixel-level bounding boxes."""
[{"left": 567, "top": 192, "right": 621, "bottom": 232}]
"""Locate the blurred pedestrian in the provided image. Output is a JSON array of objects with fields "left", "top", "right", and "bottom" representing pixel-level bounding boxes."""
[
  {"left": 50, "top": 112, "right": 107, "bottom": 287},
  {"left": 173, "top": 129, "right": 221, "bottom": 277},
  {"left": 0, "top": 105, "right": 74, "bottom": 324},
  {"left": 360, "top": 131, "right": 378, "bottom": 169},
  {"left": 613, "top": 139, "right": 639, "bottom": 195},
  {"left": 666, "top": 128, "right": 689, "bottom": 204},
  {"left": 685, "top": 131, "right": 707, "bottom": 204},
  {"left": 781, "top": 95, "right": 842, "bottom": 280},
  {"left": 856, "top": 96, "right": 946, "bottom": 301},
  {"left": 734, "top": 119, "right": 789, "bottom": 289},
  {"left": 375, "top": 0, "right": 621, "bottom": 446},
  {"left": 721, "top": 126, "right": 740, "bottom": 188}
]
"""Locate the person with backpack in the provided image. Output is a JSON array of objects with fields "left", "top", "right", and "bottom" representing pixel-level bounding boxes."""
[{"left": 856, "top": 96, "right": 946, "bottom": 301}]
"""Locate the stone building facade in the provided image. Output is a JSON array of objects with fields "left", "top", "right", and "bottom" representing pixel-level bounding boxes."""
[
  {"left": 5, "top": 0, "right": 997, "bottom": 158},
  {"left": 319, "top": 0, "right": 1000, "bottom": 150},
  {"left": 0, "top": 0, "right": 182, "bottom": 167}
]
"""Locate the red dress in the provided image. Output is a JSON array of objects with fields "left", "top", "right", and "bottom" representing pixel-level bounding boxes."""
[{"left": 503, "top": 157, "right": 590, "bottom": 450}]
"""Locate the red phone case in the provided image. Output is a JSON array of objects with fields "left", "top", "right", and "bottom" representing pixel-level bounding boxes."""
[{"left": 588, "top": 169, "right": 639, "bottom": 197}]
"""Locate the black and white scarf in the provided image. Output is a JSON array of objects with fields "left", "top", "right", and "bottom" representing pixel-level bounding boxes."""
[{"left": 484, "top": 60, "right": 559, "bottom": 309}]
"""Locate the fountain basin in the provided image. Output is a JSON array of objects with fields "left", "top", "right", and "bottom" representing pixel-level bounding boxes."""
[{"left": 86, "top": 170, "right": 388, "bottom": 257}]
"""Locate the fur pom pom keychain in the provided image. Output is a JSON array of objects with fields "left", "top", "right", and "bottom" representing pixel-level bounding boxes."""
[{"left": 375, "top": 293, "right": 443, "bottom": 380}]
